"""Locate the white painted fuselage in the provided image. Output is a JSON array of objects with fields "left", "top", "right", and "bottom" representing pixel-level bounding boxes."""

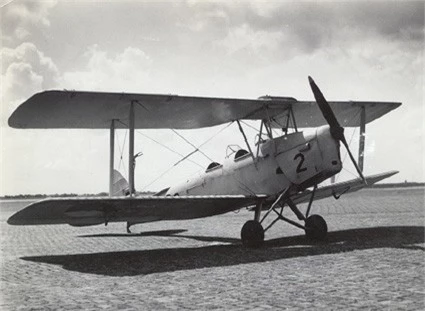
[{"left": 166, "top": 125, "right": 342, "bottom": 197}]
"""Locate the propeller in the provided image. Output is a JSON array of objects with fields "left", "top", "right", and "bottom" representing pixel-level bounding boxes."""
[{"left": 308, "top": 76, "right": 366, "bottom": 184}]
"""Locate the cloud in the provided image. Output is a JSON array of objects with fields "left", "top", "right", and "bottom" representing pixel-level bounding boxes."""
[
  {"left": 1, "top": 42, "right": 59, "bottom": 129},
  {"left": 61, "top": 45, "right": 152, "bottom": 91},
  {"left": 215, "top": 24, "right": 282, "bottom": 57},
  {"left": 2, "top": 42, "right": 58, "bottom": 81},
  {"left": 3, "top": 62, "right": 43, "bottom": 98},
  {"left": 191, "top": 1, "right": 424, "bottom": 58},
  {"left": 1, "top": 0, "right": 57, "bottom": 43},
  {"left": 1, "top": 42, "right": 59, "bottom": 98}
]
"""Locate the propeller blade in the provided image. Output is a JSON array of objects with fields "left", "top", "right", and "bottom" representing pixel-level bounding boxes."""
[{"left": 308, "top": 76, "right": 341, "bottom": 131}]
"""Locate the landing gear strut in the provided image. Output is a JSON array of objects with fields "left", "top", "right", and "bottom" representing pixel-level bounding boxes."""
[
  {"left": 126, "top": 222, "right": 133, "bottom": 233},
  {"left": 241, "top": 185, "right": 328, "bottom": 247}
]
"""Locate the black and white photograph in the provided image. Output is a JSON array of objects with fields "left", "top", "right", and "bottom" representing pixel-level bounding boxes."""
[{"left": 1, "top": 0, "right": 424, "bottom": 309}]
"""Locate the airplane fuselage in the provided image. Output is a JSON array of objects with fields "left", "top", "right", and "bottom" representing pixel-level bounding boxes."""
[{"left": 166, "top": 125, "right": 342, "bottom": 197}]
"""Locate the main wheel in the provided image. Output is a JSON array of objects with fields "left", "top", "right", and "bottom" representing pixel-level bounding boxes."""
[
  {"left": 305, "top": 214, "right": 328, "bottom": 241},
  {"left": 241, "top": 220, "right": 264, "bottom": 248}
]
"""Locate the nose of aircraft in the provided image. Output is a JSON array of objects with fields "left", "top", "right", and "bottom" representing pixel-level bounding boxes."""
[{"left": 316, "top": 125, "right": 342, "bottom": 177}]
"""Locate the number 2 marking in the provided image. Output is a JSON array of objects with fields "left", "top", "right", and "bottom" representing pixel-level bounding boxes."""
[{"left": 294, "top": 153, "right": 307, "bottom": 173}]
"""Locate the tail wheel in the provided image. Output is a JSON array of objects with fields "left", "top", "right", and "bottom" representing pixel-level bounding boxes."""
[
  {"left": 305, "top": 214, "right": 328, "bottom": 241},
  {"left": 241, "top": 220, "right": 264, "bottom": 248}
]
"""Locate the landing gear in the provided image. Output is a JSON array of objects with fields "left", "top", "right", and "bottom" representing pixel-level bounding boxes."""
[
  {"left": 242, "top": 185, "right": 328, "bottom": 246},
  {"left": 241, "top": 220, "right": 264, "bottom": 248},
  {"left": 304, "top": 214, "right": 327, "bottom": 241}
]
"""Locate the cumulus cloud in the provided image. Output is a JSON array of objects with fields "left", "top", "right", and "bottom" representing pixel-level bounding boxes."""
[
  {"left": 1, "top": 42, "right": 59, "bottom": 96},
  {"left": 1, "top": 43, "right": 59, "bottom": 126},
  {"left": 2, "top": 42, "right": 58, "bottom": 82},
  {"left": 3, "top": 62, "right": 43, "bottom": 97},
  {"left": 61, "top": 45, "right": 152, "bottom": 91},
  {"left": 2, "top": 0, "right": 57, "bottom": 43}
]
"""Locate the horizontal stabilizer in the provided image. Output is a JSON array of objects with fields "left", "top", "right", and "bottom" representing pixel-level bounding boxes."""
[{"left": 292, "top": 170, "right": 399, "bottom": 205}]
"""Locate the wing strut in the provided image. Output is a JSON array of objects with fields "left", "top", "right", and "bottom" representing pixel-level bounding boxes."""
[
  {"left": 129, "top": 101, "right": 135, "bottom": 196},
  {"left": 109, "top": 119, "right": 115, "bottom": 197},
  {"left": 236, "top": 120, "right": 256, "bottom": 166},
  {"left": 358, "top": 105, "right": 366, "bottom": 172}
]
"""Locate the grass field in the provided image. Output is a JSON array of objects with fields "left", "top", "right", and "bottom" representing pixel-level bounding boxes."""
[{"left": 1, "top": 188, "right": 424, "bottom": 310}]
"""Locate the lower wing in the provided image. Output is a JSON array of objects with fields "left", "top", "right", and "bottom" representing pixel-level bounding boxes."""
[
  {"left": 7, "top": 171, "right": 397, "bottom": 227},
  {"left": 7, "top": 195, "right": 263, "bottom": 226}
]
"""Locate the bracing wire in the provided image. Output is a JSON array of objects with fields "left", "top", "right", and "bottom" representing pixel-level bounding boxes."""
[
  {"left": 240, "top": 120, "right": 261, "bottom": 133},
  {"left": 116, "top": 127, "right": 128, "bottom": 179},
  {"left": 171, "top": 129, "right": 214, "bottom": 162},
  {"left": 335, "top": 108, "right": 362, "bottom": 183},
  {"left": 172, "top": 149, "right": 199, "bottom": 167},
  {"left": 141, "top": 166, "right": 177, "bottom": 191},
  {"left": 341, "top": 167, "right": 361, "bottom": 179},
  {"left": 135, "top": 130, "right": 204, "bottom": 168},
  {"left": 341, "top": 127, "right": 357, "bottom": 164},
  {"left": 272, "top": 128, "right": 281, "bottom": 137},
  {"left": 197, "top": 121, "right": 234, "bottom": 149},
  {"left": 171, "top": 122, "right": 234, "bottom": 162},
  {"left": 116, "top": 120, "right": 204, "bottom": 169},
  {"left": 142, "top": 122, "right": 234, "bottom": 190}
]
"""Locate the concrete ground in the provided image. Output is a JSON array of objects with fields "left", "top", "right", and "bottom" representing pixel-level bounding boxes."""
[{"left": 1, "top": 187, "right": 424, "bottom": 310}]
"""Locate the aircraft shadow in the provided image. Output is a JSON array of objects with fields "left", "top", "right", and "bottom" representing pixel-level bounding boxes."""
[
  {"left": 22, "top": 226, "right": 424, "bottom": 277},
  {"left": 78, "top": 229, "right": 188, "bottom": 238},
  {"left": 78, "top": 229, "right": 239, "bottom": 244}
]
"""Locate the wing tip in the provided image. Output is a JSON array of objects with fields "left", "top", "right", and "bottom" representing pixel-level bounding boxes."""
[
  {"left": 7, "top": 213, "right": 21, "bottom": 225},
  {"left": 378, "top": 170, "right": 399, "bottom": 179},
  {"left": 365, "top": 170, "right": 399, "bottom": 186}
]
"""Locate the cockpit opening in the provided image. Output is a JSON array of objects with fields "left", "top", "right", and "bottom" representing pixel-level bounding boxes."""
[
  {"left": 225, "top": 145, "right": 251, "bottom": 161},
  {"left": 234, "top": 149, "right": 249, "bottom": 160},
  {"left": 206, "top": 162, "right": 222, "bottom": 172}
]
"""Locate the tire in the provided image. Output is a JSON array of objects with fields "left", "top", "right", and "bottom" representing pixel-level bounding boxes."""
[
  {"left": 241, "top": 220, "right": 264, "bottom": 248},
  {"left": 305, "top": 214, "right": 328, "bottom": 241}
]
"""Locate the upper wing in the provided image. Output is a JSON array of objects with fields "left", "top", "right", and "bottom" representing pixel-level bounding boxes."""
[
  {"left": 291, "top": 171, "right": 399, "bottom": 205},
  {"left": 8, "top": 90, "right": 401, "bottom": 129},
  {"left": 273, "top": 100, "right": 401, "bottom": 129},
  {"left": 7, "top": 195, "right": 262, "bottom": 226}
]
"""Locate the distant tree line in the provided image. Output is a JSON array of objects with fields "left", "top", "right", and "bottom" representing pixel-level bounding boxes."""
[
  {"left": 367, "top": 182, "right": 425, "bottom": 188},
  {"left": 1, "top": 191, "right": 155, "bottom": 200}
]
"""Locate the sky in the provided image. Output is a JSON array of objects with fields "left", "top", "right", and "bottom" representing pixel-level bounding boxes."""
[{"left": 1, "top": 0, "right": 424, "bottom": 196}]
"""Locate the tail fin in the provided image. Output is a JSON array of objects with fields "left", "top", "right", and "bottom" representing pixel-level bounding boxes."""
[{"left": 111, "top": 169, "right": 130, "bottom": 196}]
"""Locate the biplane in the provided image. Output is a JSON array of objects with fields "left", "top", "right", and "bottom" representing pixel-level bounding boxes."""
[{"left": 7, "top": 77, "right": 401, "bottom": 247}]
